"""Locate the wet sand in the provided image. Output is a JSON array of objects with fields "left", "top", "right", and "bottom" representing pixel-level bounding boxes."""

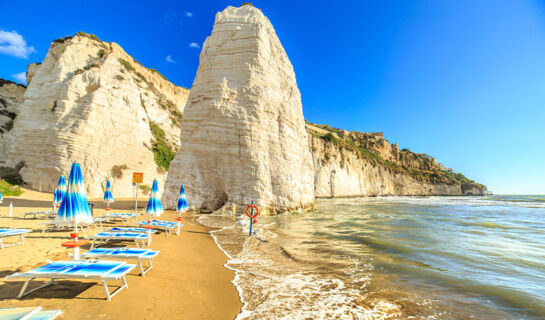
[{"left": 0, "top": 188, "right": 242, "bottom": 319}]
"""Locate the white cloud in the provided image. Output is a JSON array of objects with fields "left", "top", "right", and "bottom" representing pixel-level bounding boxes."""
[
  {"left": 12, "top": 72, "right": 26, "bottom": 84},
  {"left": 166, "top": 55, "right": 175, "bottom": 63},
  {"left": 0, "top": 30, "right": 36, "bottom": 59},
  {"left": 189, "top": 42, "right": 200, "bottom": 49},
  {"left": 185, "top": 11, "right": 193, "bottom": 17}
]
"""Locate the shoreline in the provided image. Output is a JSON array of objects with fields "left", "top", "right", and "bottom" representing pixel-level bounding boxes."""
[{"left": 0, "top": 188, "right": 242, "bottom": 319}]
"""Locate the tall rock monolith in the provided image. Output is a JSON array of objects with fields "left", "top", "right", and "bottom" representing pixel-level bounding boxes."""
[{"left": 162, "top": 5, "right": 316, "bottom": 214}]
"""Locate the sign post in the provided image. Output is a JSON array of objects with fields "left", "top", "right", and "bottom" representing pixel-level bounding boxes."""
[
  {"left": 245, "top": 201, "right": 259, "bottom": 237},
  {"left": 132, "top": 173, "right": 144, "bottom": 214}
]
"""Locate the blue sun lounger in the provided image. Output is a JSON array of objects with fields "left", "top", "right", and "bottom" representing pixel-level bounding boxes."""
[
  {"left": 0, "top": 307, "right": 61, "bottom": 320},
  {"left": 108, "top": 227, "right": 157, "bottom": 234},
  {"left": 5, "top": 260, "right": 136, "bottom": 300},
  {"left": 138, "top": 220, "right": 180, "bottom": 236},
  {"left": 82, "top": 248, "right": 160, "bottom": 277},
  {"left": 87, "top": 232, "right": 150, "bottom": 249},
  {"left": 0, "top": 229, "right": 30, "bottom": 249}
]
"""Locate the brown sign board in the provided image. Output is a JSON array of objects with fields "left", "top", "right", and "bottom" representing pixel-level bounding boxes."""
[{"left": 132, "top": 172, "right": 144, "bottom": 184}]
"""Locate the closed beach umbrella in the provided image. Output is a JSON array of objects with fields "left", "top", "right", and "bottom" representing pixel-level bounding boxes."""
[
  {"left": 53, "top": 175, "right": 67, "bottom": 207},
  {"left": 145, "top": 179, "right": 163, "bottom": 244},
  {"left": 103, "top": 180, "right": 114, "bottom": 214},
  {"left": 56, "top": 163, "right": 92, "bottom": 259},
  {"left": 146, "top": 179, "right": 163, "bottom": 219},
  {"left": 177, "top": 184, "right": 188, "bottom": 214},
  {"left": 0, "top": 190, "right": 3, "bottom": 204},
  {"left": 175, "top": 184, "right": 188, "bottom": 235}
]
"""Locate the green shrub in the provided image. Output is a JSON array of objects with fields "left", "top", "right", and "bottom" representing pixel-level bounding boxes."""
[
  {"left": 119, "top": 58, "right": 134, "bottom": 72},
  {"left": 148, "top": 68, "right": 168, "bottom": 81},
  {"left": 97, "top": 49, "right": 105, "bottom": 58},
  {"left": 0, "top": 179, "right": 23, "bottom": 196},
  {"left": 149, "top": 122, "right": 176, "bottom": 170},
  {"left": 320, "top": 132, "right": 339, "bottom": 144},
  {"left": 76, "top": 31, "right": 100, "bottom": 42},
  {"left": 139, "top": 184, "right": 151, "bottom": 195},
  {"left": 111, "top": 164, "right": 129, "bottom": 179}
]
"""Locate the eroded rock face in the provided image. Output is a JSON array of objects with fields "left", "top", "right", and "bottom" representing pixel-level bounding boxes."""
[
  {"left": 309, "top": 134, "right": 486, "bottom": 197},
  {"left": 5, "top": 34, "right": 189, "bottom": 197},
  {"left": 163, "top": 5, "right": 316, "bottom": 214},
  {"left": 0, "top": 80, "right": 26, "bottom": 166}
]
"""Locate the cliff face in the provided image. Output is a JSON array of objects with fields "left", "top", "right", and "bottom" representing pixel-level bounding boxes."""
[
  {"left": 3, "top": 33, "right": 189, "bottom": 197},
  {"left": 308, "top": 124, "right": 486, "bottom": 197},
  {"left": 0, "top": 80, "right": 26, "bottom": 167},
  {"left": 163, "top": 5, "right": 316, "bottom": 214}
]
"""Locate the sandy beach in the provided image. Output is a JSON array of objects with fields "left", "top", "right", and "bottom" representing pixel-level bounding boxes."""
[{"left": 0, "top": 188, "right": 242, "bottom": 319}]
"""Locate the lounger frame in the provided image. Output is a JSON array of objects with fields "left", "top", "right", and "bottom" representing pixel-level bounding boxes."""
[
  {"left": 6, "top": 260, "right": 136, "bottom": 300},
  {"left": 82, "top": 248, "right": 159, "bottom": 277},
  {"left": 87, "top": 232, "right": 150, "bottom": 249},
  {"left": 0, "top": 229, "right": 30, "bottom": 249}
]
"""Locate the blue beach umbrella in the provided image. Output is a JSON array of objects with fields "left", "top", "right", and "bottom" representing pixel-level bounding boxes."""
[
  {"left": 56, "top": 163, "right": 93, "bottom": 228},
  {"left": 55, "top": 163, "right": 92, "bottom": 260},
  {"left": 0, "top": 190, "right": 3, "bottom": 204},
  {"left": 53, "top": 175, "right": 67, "bottom": 206},
  {"left": 146, "top": 179, "right": 163, "bottom": 219},
  {"left": 175, "top": 184, "right": 188, "bottom": 235},
  {"left": 145, "top": 179, "right": 163, "bottom": 244},
  {"left": 177, "top": 185, "right": 188, "bottom": 214},
  {"left": 103, "top": 180, "right": 114, "bottom": 211}
]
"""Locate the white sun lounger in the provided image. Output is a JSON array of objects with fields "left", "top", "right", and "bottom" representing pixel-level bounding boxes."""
[
  {"left": 87, "top": 232, "right": 150, "bottom": 249},
  {"left": 0, "top": 229, "right": 30, "bottom": 249},
  {"left": 23, "top": 211, "right": 56, "bottom": 219},
  {"left": 5, "top": 260, "right": 136, "bottom": 300},
  {"left": 100, "top": 213, "right": 139, "bottom": 224},
  {"left": 82, "top": 247, "right": 160, "bottom": 277},
  {"left": 138, "top": 220, "right": 181, "bottom": 236},
  {"left": 39, "top": 219, "right": 104, "bottom": 233},
  {"left": 0, "top": 306, "right": 61, "bottom": 320}
]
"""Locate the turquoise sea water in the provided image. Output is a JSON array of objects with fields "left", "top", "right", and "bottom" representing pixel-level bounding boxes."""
[{"left": 200, "top": 195, "right": 545, "bottom": 319}]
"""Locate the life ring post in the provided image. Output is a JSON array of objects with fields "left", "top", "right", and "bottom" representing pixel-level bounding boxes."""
[{"left": 246, "top": 201, "right": 259, "bottom": 236}]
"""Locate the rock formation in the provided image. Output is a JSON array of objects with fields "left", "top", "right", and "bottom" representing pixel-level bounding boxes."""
[
  {"left": 307, "top": 124, "right": 486, "bottom": 196},
  {"left": 3, "top": 32, "right": 189, "bottom": 197},
  {"left": 0, "top": 80, "right": 26, "bottom": 167},
  {"left": 162, "top": 5, "right": 316, "bottom": 214}
]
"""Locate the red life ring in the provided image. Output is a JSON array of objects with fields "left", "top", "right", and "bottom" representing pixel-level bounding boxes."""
[{"left": 246, "top": 204, "right": 259, "bottom": 218}]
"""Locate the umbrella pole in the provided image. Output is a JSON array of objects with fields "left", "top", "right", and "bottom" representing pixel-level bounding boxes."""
[
  {"left": 177, "top": 212, "right": 182, "bottom": 236},
  {"left": 73, "top": 224, "right": 80, "bottom": 260}
]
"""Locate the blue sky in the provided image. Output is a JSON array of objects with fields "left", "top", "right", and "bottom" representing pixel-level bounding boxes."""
[{"left": 1, "top": 0, "right": 544, "bottom": 194}]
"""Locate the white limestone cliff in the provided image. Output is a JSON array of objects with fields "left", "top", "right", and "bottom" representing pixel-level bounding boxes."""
[
  {"left": 162, "top": 5, "right": 316, "bottom": 214},
  {"left": 308, "top": 125, "right": 486, "bottom": 197},
  {"left": 4, "top": 33, "right": 189, "bottom": 197}
]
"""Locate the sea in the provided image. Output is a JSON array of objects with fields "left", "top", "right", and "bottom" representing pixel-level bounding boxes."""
[{"left": 198, "top": 195, "right": 545, "bottom": 320}]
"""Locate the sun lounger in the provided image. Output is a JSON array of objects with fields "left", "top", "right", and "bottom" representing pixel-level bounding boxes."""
[
  {"left": 0, "top": 306, "right": 61, "bottom": 319},
  {"left": 39, "top": 221, "right": 95, "bottom": 233},
  {"left": 23, "top": 211, "right": 56, "bottom": 219},
  {"left": 6, "top": 260, "right": 136, "bottom": 300},
  {"left": 0, "top": 229, "right": 30, "bottom": 249},
  {"left": 103, "top": 213, "right": 139, "bottom": 224},
  {"left": 82, "top": 247, "right": 159, "bottom": 277},
  {"left": 87, "top": 232, "right": 150, "bottom": 249},
  {"left": 109, "top": 227, "right": 157, "bottom": 234},
  {"left": 138, "top": 220, "right": 181, "bottom": 236}
]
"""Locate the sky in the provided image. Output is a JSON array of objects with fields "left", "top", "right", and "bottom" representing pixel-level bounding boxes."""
[{"left": 0, "top": 0, "right": 544, "bottom": 194}]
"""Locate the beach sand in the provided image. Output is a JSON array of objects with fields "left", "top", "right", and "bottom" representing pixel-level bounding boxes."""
[{"left": 0, "top": 188, "right": 242, "bottom": 319}]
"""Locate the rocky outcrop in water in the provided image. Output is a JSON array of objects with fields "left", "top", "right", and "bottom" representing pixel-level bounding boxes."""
[
  {"left": 3, "top": 33, "right": 189, "bottom": 197},
  {"left": 162, "top": 5, "right": 316, "bottom": 214},
  {"left": 307, "top": 124, "right": 486, "bottom": 196}
]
